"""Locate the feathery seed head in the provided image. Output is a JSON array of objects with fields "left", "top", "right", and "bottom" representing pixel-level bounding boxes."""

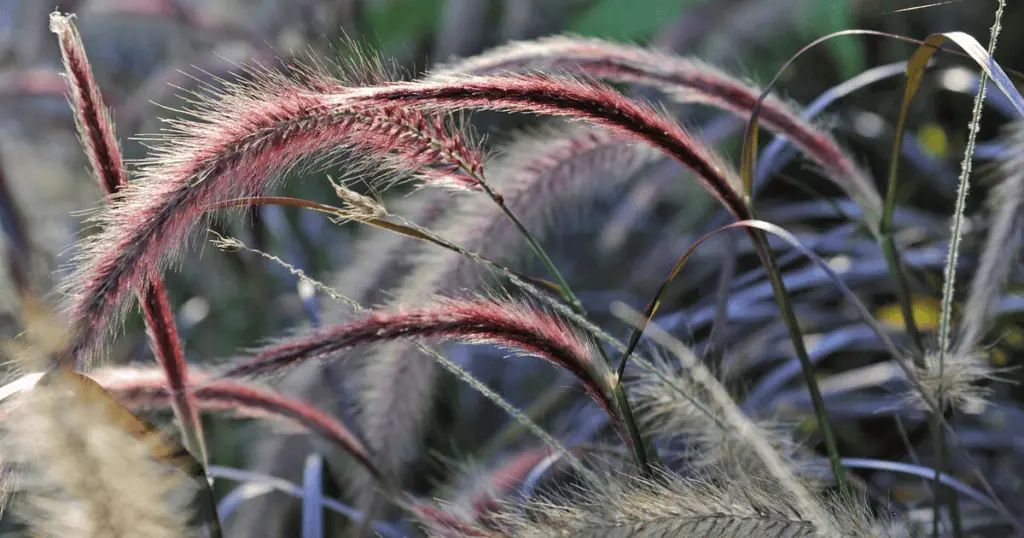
[
  {"left": 431, "top": 35, "right": 881, "bottom": 227},
  {"left": 2, "top": 375, "right": 193, "bottom": 538}
]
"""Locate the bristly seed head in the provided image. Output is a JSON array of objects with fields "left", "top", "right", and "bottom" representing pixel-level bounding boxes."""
[
  {"left": 59, "top": 58, "right": 485, "bottom": 367},
  {"left": 218, "top": 296, "right": 629, "bottom": 444}
]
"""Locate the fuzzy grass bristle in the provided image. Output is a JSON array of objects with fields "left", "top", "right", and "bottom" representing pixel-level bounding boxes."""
[
  {"left": 329, "top": 73, "right": 746, "bottom": 217},
  {"left": 477, "top": 469, "right": 881, "bottom": 538},
  {"left": 906, "top": 350, "right": 996, "bottom": 415},
  {"left": 431, "top": 35, "right": 881, "bottom": 226},
  {"left": 220, "top": 296, "right": 617, "bottom": 424}
]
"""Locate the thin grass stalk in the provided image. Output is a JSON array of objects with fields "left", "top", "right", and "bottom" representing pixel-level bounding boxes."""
[
  {"left": 746, "top": 225, "right": 848, "bottom": 492},
  {"left": 933, "top": 4, "right": 1005, "bottom": 536},
  {"left": 49, "top": 11, "right": 208, "bottom": 470},
  {"left": 881, "top": 115, "right": 926, "bottom": 354},
  {"left": 473, "top": 175, "right": 584, "bottom": 315}
]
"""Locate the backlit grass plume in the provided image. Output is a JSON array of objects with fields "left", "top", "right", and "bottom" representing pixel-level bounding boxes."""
[
  {"left": 329, "top": 74, "right": 746, "bottom": 217},
  {"left": 50, "top": 10, "right": 208, "bottom": 465},
  {"left": 90, "top": 366, "right": 384, "bottom": 482},
  {"left": 474, "top": 470, "right": 881, "bottom": 538},
  {"left": 60, "top": 52, "right": 485, "bottom": 367}
]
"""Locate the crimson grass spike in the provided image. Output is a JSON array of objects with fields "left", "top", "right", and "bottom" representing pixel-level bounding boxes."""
[
  {"left": 219, "top": 297, "right": 627, "bottom": 444},
  {"left": 431, "top": 36, "right": 882, "bottom": 226},
  {"left": 60, "top": 60, "right": 483, "bottom": 367},
  {"left": 50, "top": 10, "right": 209, "bottom": 467},
  {"left": 92, "top": 366, "right": 385, "bottom": 483},
  {"left": 330, "top": 73, "right": 748, "bottom": 219}
]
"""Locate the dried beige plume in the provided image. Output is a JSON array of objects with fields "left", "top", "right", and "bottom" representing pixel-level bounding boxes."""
[
  {"left": 2, "top": 373, "right": 194, "bottom": 538},
  {"left": 628, "top": 353, "right": 827, "bottom": 483}
]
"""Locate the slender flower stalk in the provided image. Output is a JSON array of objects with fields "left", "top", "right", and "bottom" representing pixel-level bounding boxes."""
[{"left": 933, "top": 8, "right": 1005, "bottom": 535}]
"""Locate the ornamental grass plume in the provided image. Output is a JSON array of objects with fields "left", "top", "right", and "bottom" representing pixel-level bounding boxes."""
[
  {"left": 50, "top": 9, "right": 208, "bottom": 466},
  {"left": 431, "top": 35, "right": 882, "bottom": 226},
  {"left": 6, "top": 4, "right": 1023, "bottom": 537},
  {"left": 219, "top": 296, "right": 622, "bottom": 444},
  {"left": 2, "top": 372, "right": 193, "bottom": 538},
  {"left": 60, "top": 52, "right": 484, "bottom": 367}
]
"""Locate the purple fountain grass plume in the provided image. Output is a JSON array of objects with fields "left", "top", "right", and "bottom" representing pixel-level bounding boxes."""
[
  {"left": 217, "top": 296, "right": 620, "bottom": 431},
  {"left": 49, "top": 10, "right": 208, "bottom": 465},
  {"left": 328, "top": 73, "right": 746, "bottom": 216},
  {"left": 956, "top": 121, "right": 1024, "bottom": 353},
  {"left": 349, "top": 125, "right": 657, "bottom": 503},
  {"left": 59, "top": 59, "right": 485, "bottom": 367},
  {"left": 429, "top": 35, "right": 883, "bottom": 227},
  {"left": 89, "top": 366, "right": 385, "bottom": 482},
  {"left": 49, "top": 12, "right": 126, "bottom": 196},
  {"left": 477, "top": 468, "right": 882, "bottom": 538}
]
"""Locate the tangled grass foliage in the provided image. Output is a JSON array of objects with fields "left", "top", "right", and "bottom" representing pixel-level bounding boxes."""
[{"left": 0, "top": 4, "right": 1021, "bottom": 537}]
